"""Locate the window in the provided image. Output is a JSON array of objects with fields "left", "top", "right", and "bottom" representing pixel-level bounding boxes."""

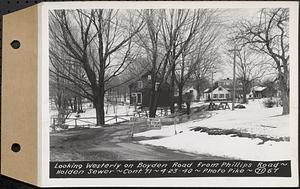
[
  {"left": 155, "top": 82, "right": 160, "bottom": 91},
  {"left": 226, "top": 94, "right": 230, "bottom": 99},
  {"left": 219, "top": 94, "right": 225, "bottom": 98},
  {"left": 213, "top": 94, "right": 218, "bottom": 99},
  {"left": 218, "top": 87, "right": 222, "bottom": 91},
  {"left": 137, "top": 81, "right": 143, "bottom": 89},
  {"left": 137, "top": 93, "right": 142, "bottom": 104}
]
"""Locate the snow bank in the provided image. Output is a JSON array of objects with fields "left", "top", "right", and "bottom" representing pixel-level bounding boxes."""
[
  {"left": 138, "top": 131, "right": 291, "bottom": 160},
  {"left": 136, "top": 99, "right": 288, "bottom": 138},
  {"left": 135, "top": 99, "right": 291, "bottom": 160}
]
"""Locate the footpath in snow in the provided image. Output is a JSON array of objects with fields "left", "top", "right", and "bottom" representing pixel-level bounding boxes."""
[{"left": 134, "top": 99, "right": 291, "bottom": 160}]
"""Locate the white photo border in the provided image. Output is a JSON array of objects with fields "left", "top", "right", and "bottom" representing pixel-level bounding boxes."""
[{"left": 39, "top": 1, "right": 299, "bottom": 187}]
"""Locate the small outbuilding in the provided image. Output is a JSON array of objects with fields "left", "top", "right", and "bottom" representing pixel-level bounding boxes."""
[{"left": 248, "top": 86, "right": 267, "bottom": 99}]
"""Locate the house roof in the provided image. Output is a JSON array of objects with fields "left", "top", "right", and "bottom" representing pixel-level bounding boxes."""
[
  {"left": 213, "top": 86, "right": 230, "bottom": 93},
  {"left": 252, "top": 86, "right": 267, "bottom": 92},
  {"left": 204, "top": 86, "right": 231, "bottom": 93},
  {"left": 183, "top": 86, "right": 196, "bottom": 93},
  {"left": 128, "top": 70, "right": 151, "bottom": 87},
  {"left": 204, "top": 88, "right": 211, "bottom": 93},
  {"left": 204, "top": 86, "right": 219, "bottom": 93}
]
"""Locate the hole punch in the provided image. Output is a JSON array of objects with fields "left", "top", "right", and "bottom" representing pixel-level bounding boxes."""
[
  {"left": 10, "top": 40, "right": 21, "bottom": 49},
  {"left": 11, "top": 143, "right": 21, "bottom": 152}
]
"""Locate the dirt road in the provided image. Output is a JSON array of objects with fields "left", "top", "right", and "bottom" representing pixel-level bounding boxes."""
[{"left": 50, "top": 125, "right": 226, "bottom": 161}]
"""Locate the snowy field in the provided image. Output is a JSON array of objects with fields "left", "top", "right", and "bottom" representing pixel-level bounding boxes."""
[{"left": 134, "top": 99, "right": 291, "bottom": 160}]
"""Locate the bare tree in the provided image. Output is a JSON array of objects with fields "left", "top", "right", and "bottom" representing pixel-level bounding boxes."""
[
  {"left": 49, "top": 53, "right": 74, "bottom": 127},
  {"left": 160, "top": 9, "right": 218, "bottom": 113},
  {"left": 49, "top": 9, "right": 144, "bottom": 125},
  {"left": 135, "top": 10, "right": 172, "bottom": 117},
  {"left": 160, "top": 9, "right": 192, "bottom": 113},
  {"left": 235, "top": 48, "right": 271, "bottom": 103},
  {"left": 175, "top": 18, "right": 221, "bottom": 109},
  {"left": 126, "top": 56, "right": 152, "bottom": 78},
  {"left": 235, "top": 8, "right": 289, "bottom": 114},
  {"left": 192, "top": 46, "right": 219, "bottom": 101},
  {"left": 136, "top": 9, "right": 217, "bottom": 116}
]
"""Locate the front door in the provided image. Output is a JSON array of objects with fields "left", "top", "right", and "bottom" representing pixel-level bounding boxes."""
[{"left": 137, "top": 93, "right": 142, "bottom": 104}]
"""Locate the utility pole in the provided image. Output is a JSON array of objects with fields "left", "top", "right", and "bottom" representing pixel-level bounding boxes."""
[
  {"left": 211, "top": 71, "right": 214, "bottom": 88},
  {"left": 229, "top": 47, "right": 238, "bottom": 111},
  {"left": 210, "top": 70, "right": 216, "bottom": 102},
  {"left": 232, "top": 50, "right": 236, "bottom": 111}
]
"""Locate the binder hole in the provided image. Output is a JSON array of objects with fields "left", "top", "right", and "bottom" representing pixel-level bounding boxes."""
[
  {"left": 11, "top": 143, "right": 21, "bottom": 152},
  {"left": 10, "top": 40, "right": 21, "bottom": 49}
]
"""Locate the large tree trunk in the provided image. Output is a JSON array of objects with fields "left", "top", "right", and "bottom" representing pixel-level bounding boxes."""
[
  {"left": 242, "top": 85, "right": 247, "bottom": 104},
  {"left": 149, "top": 71, "right": 158, "bottom": 117},
  {"left": 94, "top": 86, "right": 105, "bottom": 125},
  {"left": 273, "top": 59, "right": 289, "bottom": 115},
  {"left": 170, "top": 65, "right": 176, "bottom": 114},
  {"left": 149, "top": 90, "right": 159, "bottom": 117},
  {"left": 94, "top": 98, "right": 105, "bottom": 125},
  {"left": 196, "top": 82, "right": 201, "bottom": 101},
  {"left": 73, "top": 97, "right": 78, "bottom": 112},
  {"left": 77, "top": 96, "right": 83, "bottom": 112},
  {"left": 279, "top": 76, "right": 289, "bottom": 115},
  {"left": 281, "top": 61, "right": 289, "bottom": 115},
  {"left": 186, "top": 102, "right": 191, "bottom": 115},
  {"left": 178, "top": 85, "right": 183, "bottom": 110},
  {"left": 149, "top": 98, "right": 157, "bottom": 118},
  {"left": 281, "top": 89, "right": 289, "bottom": 115}
]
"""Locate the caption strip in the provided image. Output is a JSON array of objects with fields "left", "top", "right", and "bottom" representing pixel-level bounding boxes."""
[{"left": 50, "top": 160, "right": 291, "bottom": 178}]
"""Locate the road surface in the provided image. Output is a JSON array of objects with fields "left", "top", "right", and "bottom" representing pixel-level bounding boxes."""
[{"left": 50, "top": 125, "right": 227, "bottom": 161}]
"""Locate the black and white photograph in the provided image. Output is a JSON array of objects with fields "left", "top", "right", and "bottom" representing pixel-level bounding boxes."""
[
  {"left": 0, "top": 1, "right": 297, "bottom": 187},
  {"left": 48, "top": 2, "right": 294, "bottom": 169}
]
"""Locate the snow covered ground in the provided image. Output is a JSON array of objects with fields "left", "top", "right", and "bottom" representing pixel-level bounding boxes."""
[
  {"left": 50, "top": 104, "right": 136, "bottom": 129},
  {"left": 134, "top": 99, "right": 291, "bottom": 160}
]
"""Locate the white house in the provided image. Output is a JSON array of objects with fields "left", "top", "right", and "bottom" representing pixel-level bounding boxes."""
[
  {"left": 183, "top": 86, "right": 198, "bottom": 101},
  {"left": 203, "top": 86, "right": 231, "bottom": 101},
  {"left": 247, "top": 86, "right": 267, "bottom": 99}
]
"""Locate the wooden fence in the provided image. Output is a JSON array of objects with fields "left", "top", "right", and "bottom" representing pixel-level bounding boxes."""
[
  {"left": 51, "top": 105, "right": 207, "bottom": 132},
  {"left": 51, "top": 114, "right": 133, "bottom": 130}
]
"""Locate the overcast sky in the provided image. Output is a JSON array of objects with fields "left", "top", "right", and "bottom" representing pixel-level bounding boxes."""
[{"left": 212, "top": 8, "right": 265, "bottom": 82}]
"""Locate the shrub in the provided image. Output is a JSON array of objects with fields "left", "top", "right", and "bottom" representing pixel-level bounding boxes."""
[{"left": 263, "top": 98, "right": 276, "bottom": 108}]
